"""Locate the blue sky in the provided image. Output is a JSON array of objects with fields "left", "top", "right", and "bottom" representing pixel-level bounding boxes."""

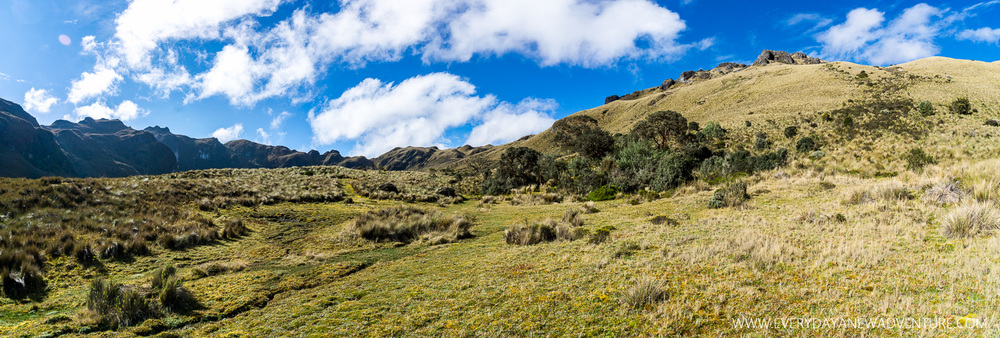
[{"left": 1, "top": 0, "right": 998, "bottom": 157}]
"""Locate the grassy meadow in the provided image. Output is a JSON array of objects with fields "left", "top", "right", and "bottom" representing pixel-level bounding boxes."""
[{"left": 4, "top": 57, "right": 1000, "bottom": 336}]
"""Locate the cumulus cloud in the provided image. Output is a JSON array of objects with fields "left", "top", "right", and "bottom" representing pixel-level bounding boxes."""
[
  {"left": 958, "top": 27, "right": 1000, "bottom": 43},
  {"left": 23, "top": 88, "right": 59, "bottom": 113},
  {"left": 309, "top": 72, "right": 557, "bottom": 157},
  {"left": 212, "top": 123, "right": 244, "bottom": 143},
  {"left": 467, "top": 99, "right": 557, "bottom": 146},
  {"left": 76, "top": 0, "right": 700, "bottom": 106},
  {"left": 309, "top": 73, "right": 495, "bottom": 157},
  {"left": 68, "top": 66, "right": 123, "bottom": 104},
  {"left": 816, "top": 4, "right": 945, "bottom": 65},
  {"left": 422, "top": 0, "right": 692, "bottom": 66},
  {"left": 112, "top": 0, "right": 284, "bottom": 69},
  {"left": 73, "top": 100, "right": 147, "bottom": 121}
]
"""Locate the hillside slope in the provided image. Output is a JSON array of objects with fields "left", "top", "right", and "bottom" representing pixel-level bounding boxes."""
[{"left": 459, "top": 51, "right": 1000, "bottom": 165}]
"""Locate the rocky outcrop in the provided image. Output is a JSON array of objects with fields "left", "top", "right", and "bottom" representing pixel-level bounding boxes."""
[
  {"left": 659, "top": 79, "right": 675, "bottom": 90},
  {"left": 604, "top": 95, "right": 621, "bottom": 104},
  {"left": 374, "top": 145, "right": 494, "bottom": 171},
  {"left": 752, "top": 50, "right": 825, "bottom": 67},
  {"left": 0, "top": 99, "right": 76, "bottom": 178}
]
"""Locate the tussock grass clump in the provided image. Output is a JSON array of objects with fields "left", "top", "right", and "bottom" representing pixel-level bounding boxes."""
[
  {"left": 87, "top": 278, "right": 159, "bottom": 328},
  {"left": 581, "top": 201, "right": 600, "bottom": 214},
  {"left": 723, "top": 229, "right": 801, "bottom": 270},
  {"left": 191, "top": 260, "right": 250, "bottom": 279},
  {"left": 924, "top": 181, "right": 964, "bottom": 205},
  {"left": 621, "top": 276, "right": 667, "bottom": 311},
  {"left": 349, "top": 206, "right": 472, "bottom": 245},
  {"left": 506, "top": 211, "right": 587, "bottom": 245},
  {"left": 707, "top": 181, "right": 749, "bottom": 209},
  {"left": 842, "top": 181, "right": 913, "bottom": 205},
  {"left": 941, "top": 203, "right": 1000, "bottom": 239}
]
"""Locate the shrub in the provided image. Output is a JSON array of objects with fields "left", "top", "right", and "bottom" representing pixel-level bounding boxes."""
[
  {"left": 482, "top": 147, "right": 542, "bottom": 195},
  {"left": 784, "top": 126, "right": 798, "bottom": 138},
  {"left": 700, "top": 121, "right": 727, "bottom": 139},
  {"left": 688, "top": 121, "right": 700, "bottom": 131},
  {"left": 857, "top": 70, "right": 868, "bottom": 79},
  {"left": 754, "top": 148, "right": 788, "bottom": 172},
  {"left": 754, "top": 132, "right": 770, "bottom": 151},
  {"left": 649, "top": 153, "right": 695, "bottom": 191},
  {"left": 795, "top": 137, "right": 816, "bottom": 153},
  {"left": 588, "top": 185, "right": 620, "bottom": 201},
  {"left": 348, "top": 206, "right": 472, "bottom": 245},
  {"left": 942, "top": 202, "right": 999, "bottom": 239},
  {"left": 631, "top": 110, "right": 689, "bottom": 150},
  {"left": 917, "top": 100, "right": 934, "bottom": 116},
  {"left": 708, "top": 181, "right": 749, "bottom": 209},
  {"left": 621, "top": 277, "right": 666, "bottom": 311},
  {"left": 950, "top": 97, "right": 972, "bottom": 115},
  {"left": 903, "top": 148, "right": 935, "bottom": 171}
]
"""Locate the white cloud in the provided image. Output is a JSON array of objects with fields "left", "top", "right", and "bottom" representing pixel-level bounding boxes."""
[
  {"left": 467, "top": 99, "right": 556, "bottom": 146},
  {"left": 72, "top": 100, "right": 147, "bottom": 121},
  {"left": 112, "top": 0, "right": 284, "bottom": 69},
  {"left": 816, "top": 4, "right": 944, "bottom": 65},
  {"left": 67, "top": 66, "right": 123, "bottom": 104},
  {"left": 77, "top": 0, "right": 700, "bottom": 106},
  {"left": 958, "top": 27, "right": 1000, "bottom": 44},
  {"left": 212, "top": 123, "right": 244, "bottom": 143},
  {"left": 310, "top": 73, "right": 556, "bottom": 156},
  {"left": 423, "top": 0, "right": 693, "bottom": 66},
  {"left": 270, "top": 111, "right": 292, "bottom": 129},
  {"left": 23, "top": 88, "right": 59, "bottom": 113}
]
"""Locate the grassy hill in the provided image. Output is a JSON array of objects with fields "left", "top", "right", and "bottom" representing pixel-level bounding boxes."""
[
  {"left": 484, "top": 56, "right": 1000, "bottom": 162},
  {"left": 4, "top": 54, "right": 1000, "bottom": 336}
]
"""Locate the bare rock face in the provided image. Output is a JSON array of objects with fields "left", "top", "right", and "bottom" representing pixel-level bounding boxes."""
[
  {"left": 753, "top": 50, "right": 825, "bottom": 66},
  {"left": 604, "top": 95, "right": 621, "bottom": 104},
  {"left": 678, "top": 70, "right": 698, "bottom": 82},
  {"left": 659, "top": 79, "right": 675, "bottom": 90}
]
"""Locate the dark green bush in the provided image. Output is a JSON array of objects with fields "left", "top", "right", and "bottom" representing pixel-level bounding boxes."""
[
  {"left": 700, "top": 121, "right": 727, "bottom": 140},
  {"left": 796, "top": 137, "right": 817, "bottom": 153},
  {"left": 649, "top": 153, "right": 695, "bottom": 191},
  {"left": 903, "top": 148, "right": 936, "bottom": 171},
  {"left": 631, "top": 110, "right": 690, "bottom": 150},
  {"left": 588, "top": 185, "right": 620, "bottom": 202},
  {"left": 482, "top": 147, "right": 542, "bottom": 195},
  {"left": 950, "top": 97, "right": 972, "bottom": 115},
  {"left": 917, "top": 101, "right": 934, "bottom": 116},
  {"left": 754, "top": 148, "right": 788, "bottom": 172},
  {"left": 784, "top": 126, "right": 798, "bottom": 138}
]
